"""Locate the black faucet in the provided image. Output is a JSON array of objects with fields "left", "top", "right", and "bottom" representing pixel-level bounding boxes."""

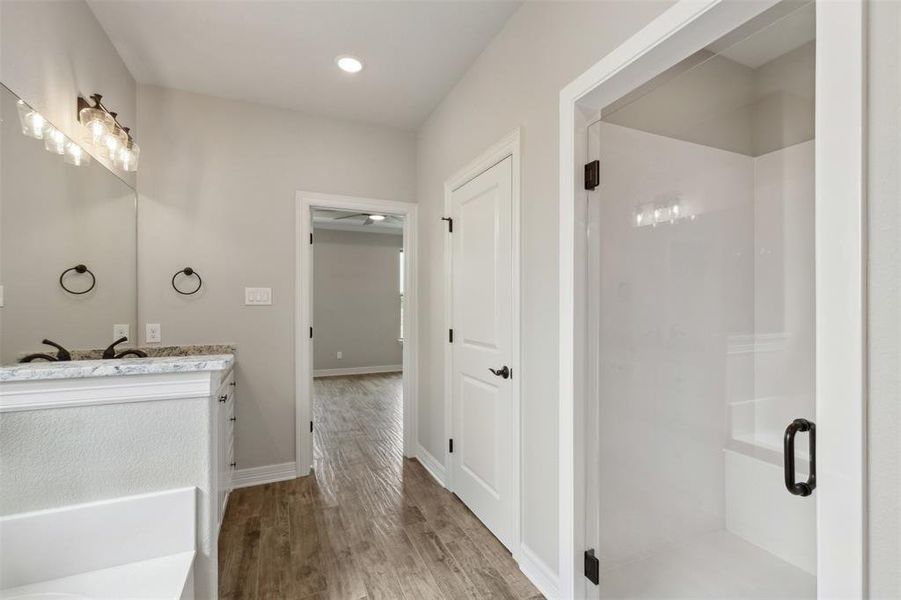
[
  {"left": 19, "top": 339, "right": 72, "bottom": 363},
  {"left": 102, "top": 336, "right": 148, "bottom": 359}
]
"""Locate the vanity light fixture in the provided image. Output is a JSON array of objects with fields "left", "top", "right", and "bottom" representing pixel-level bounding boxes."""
[
  {"left": 336, "top": 55, "right": 364, "bottom": 73},
  {"left": 77, "top": 94, "right": 139, "bottom": 172},
  {"left": 15, "top": 99, "right": 91, "bottom": 167}
]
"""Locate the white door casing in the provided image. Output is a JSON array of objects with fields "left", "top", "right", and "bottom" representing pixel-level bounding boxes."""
[{"left": 449, "top": 155, "right": 516, "bottom": 551}]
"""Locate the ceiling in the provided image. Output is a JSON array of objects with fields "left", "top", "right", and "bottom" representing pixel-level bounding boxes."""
[
  {"left": 313, "top": 209, "right": 403, "bottom": 235},
  {"left": 87, "top": 1, "right": 520, "bottom": 130}
]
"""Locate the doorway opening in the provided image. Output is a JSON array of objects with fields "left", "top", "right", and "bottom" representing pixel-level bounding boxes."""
[
  {"left": 295, "top": 192, "right": 418, "bottom": 478},
  {"left": 559, "top": 1, "right": 866, "bottom": 598}
]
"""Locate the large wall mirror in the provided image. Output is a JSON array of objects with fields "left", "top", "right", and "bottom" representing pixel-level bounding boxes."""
[{"left": 0, "top": 83, "right": 137, "bottom": 365}]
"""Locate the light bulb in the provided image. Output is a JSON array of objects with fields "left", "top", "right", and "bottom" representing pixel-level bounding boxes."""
[
  {"left": 43, "top": 127, "right": 67, "bottom": 155},
  {"left": 115, "top": 141, "right": 140, "bottom": 172},
  {"left": 100, "top": 127, "right": 127, "bottom": 159},
  {"left": 336, "top": 56, "right": 364, "bottom": 73},
  {"left": 16, "top": 100, "right": 47, "bottom": 139},
  {"left": 369, "top": 214, "right": 386, "bottom": 221},
  {"left": 672, "top": 204, "right": 680, "bottom": 217},
  {"left": 79, "top": 106, "right": 113, "bottom": 145},
  {"left": 635, "top": 213, "right": 643, "bottom": 226}
]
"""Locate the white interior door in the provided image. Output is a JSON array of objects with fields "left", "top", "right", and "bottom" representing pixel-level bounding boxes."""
[{"left": 450, "top": 155, "right": 515, "bottom": 550}]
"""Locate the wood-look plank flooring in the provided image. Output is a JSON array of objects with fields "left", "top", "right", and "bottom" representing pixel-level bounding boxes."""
[{"left": 219, "top": 372, "right": 542, "bottom": 600}]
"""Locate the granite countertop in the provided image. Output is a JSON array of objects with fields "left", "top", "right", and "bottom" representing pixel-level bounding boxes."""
[{"left": 0, "top": 345, "right": 236, "bottom": 383}]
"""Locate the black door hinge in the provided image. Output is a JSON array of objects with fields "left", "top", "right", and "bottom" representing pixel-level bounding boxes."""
[
  {"left": 584, "top": 549, "right": 599, "bottom": 585},
  {"left": 310, "top": 420, "right": 313, "bottom": 433},
  {"left": 449, "top": 438, "right": 454, "bottom": 453},
  {"left": 448, "top": 329, "right": 454, "bottom": 343},
  {"left": 309, "top": 326, "right": 313, "bottom": 339},
  {"left": 584, "top": 160, "right": 600, "bottom": 191},
  {"left": 310, "top": 233, "right": 313, "bottom": 244},
  {"left": 441, "top": 217, "right": 453, "bottom": 232}
]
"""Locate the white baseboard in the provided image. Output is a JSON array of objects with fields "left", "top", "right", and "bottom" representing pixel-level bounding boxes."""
[
  {"left": 518, "top": 543, "right": 560, "bottom": 600},
  {"left": 415, "top": 445, "right": 447, "bottom": 487},
  {"left": 231, "top": 461, "right": 298, "bottom": 489},
  {"left": 313, "top": 365, "right": 402, "bottom": 377}
]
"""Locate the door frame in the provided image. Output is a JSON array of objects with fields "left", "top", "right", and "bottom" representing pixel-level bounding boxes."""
[
  {"left": 442, "top": 128, "right": 522, "bottom": 559},
  {"left": 558, "top": 1, "right": 867, "bottom": 598},
  {"left": 295, "top": 191, "right": 419, "bottom": 476}
]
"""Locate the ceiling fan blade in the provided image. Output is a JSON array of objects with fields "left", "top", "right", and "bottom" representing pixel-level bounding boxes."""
[
  {"left": 333, "top": 213, "right": 366, "bottom": 220},
  {"left": 363, "top": 218, "right": 373, "bottom": 226}
]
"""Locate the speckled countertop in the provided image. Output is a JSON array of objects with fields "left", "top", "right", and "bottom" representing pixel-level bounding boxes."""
[{"left": 0, "top": 345, "right": 236, "bottom": 383}]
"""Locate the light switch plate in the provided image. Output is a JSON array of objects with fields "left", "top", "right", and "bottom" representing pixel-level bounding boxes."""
[
  {"left": 337, "top": 351, "right": 342, "bottom": 360},
  {"left": 113, "top": 324, "right": 129, "bottom": 342},
  {"left": 146, "top": 323, "right": 161, "bottom": 343},
  {"left": 245, "top": 287, "right": 272, "bottom": 305}
]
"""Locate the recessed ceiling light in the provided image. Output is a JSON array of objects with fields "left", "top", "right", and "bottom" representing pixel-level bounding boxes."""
[
  {"left": 336, "top": 56, "right": 363, "bottom": 73},
  {"left": 369, "top": 214, "right": 386, "bottom": 221}
]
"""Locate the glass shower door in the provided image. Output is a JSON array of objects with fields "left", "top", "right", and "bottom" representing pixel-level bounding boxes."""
[{"left": 584, "top": 2, "right": 818, "bottom": 597}]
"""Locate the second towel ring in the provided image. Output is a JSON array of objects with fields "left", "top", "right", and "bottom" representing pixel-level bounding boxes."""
[
  {"left": 59, "top": 264, "right": 96, "bottom": 295},
  {"left": 172, "top": 267, "right": 202, "bottom": 295}
]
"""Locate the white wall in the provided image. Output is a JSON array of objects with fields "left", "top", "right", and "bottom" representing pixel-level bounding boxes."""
[
  {"left": 867, "top": 1, "right": 901, "bottom": 596},
  {"left": 0, "top": 0, "right": 137, "bottom": 187},
  {"left": 415, "top": 0, "right": 673, "bottom": 580},
  {"left": 136, "top": 85, "right": 416, "bottom": 471},
  {"left": 592, "top": 121, "right": 755, "bottom": 566},
  {"left": 313, "top": 228, "right": 403, "bottom": 372}
]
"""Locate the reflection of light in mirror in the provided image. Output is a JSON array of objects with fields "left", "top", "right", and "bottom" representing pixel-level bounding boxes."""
[
  {"left": 16, "top": 100, "right": 46, "bottom": 139},
  {"left": 15, "top": 99, "right": 91, "bottom": 167},
  {"left": 44, "top": 127, "right": 67, "bottom": 155},
  {"left": 633, "top": 197, "right": 692, "bottom": 228}
]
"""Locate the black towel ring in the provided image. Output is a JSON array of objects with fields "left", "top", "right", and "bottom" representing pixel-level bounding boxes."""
[
  {"left": 59, "top": 264, "right": 96, "bottom": 295},
  {"left": 172, "top": 267, "right": 202, "bottom": 295}
]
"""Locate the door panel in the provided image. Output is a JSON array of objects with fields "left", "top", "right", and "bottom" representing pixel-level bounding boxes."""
[
  {"left": 451, "top": 155, "right": 514, "bottom": 550},
  {"left": 584, "top": 2, "right": 820, "bottom": 598}
]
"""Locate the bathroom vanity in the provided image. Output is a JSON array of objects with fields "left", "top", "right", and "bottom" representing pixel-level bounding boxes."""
[{"left": 0, "top": 349, "right": 237, "bottom": 599}]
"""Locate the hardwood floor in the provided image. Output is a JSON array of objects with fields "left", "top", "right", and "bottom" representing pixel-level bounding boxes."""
[{"left": 219, "top": 372, "right": 542, "bottom": 600}]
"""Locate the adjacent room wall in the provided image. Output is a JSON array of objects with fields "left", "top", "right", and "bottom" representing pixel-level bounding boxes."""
[
  {"left": 415, "top": 0, "right": 673, "bottom": 585},
  {"left": 0, "top": 0, "right": 137, "bottom": 187},
  {"left": 313, "top": 228, "right": 403, "bottom": 373},
  {"left": 136, "top": 84, "right": 416, "bottom": 471}
]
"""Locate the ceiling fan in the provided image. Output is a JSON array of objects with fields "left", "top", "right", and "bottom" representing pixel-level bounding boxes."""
[{"left": 330, "top": 212, "right": 402, "bottom": 226}]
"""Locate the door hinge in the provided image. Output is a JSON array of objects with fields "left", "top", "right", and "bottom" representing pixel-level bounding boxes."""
[
  {"left": 441, "top": 217, "right": 453, "bottom": 232},
  {"left": 449, "top": 438, "right": 454, "bottom": 453},
  {"left": 310, "top": 420, "right": 313, "bottom": 433},
  {"left": 584, "top": 549, "right": 600, "bottom": 585},
  {"left": 309, "top": 326, "right": 313, "bottom": 339},
  {"left": 584, "top": 160, "right": 600, "bottom": 191},
  {"left": 448, "top": 328, "right": 454, "bottom": 343},
  {"left": 310, "top": 233, "right": 313, "bottom": 244}
]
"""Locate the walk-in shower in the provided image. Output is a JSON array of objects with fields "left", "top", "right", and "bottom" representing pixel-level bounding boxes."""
[{"left": 584, "top": 2, "right": 818, "bottom": 597}]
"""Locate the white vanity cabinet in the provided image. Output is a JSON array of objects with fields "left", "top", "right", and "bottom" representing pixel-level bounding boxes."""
[
  {"left": 0, "top": 352, "right": 237, "bottom": 599},
  {"left": 214, "top": 368, "right": 236, "bottom": 529}
]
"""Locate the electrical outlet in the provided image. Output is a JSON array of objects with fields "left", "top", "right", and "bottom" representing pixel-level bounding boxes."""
[
  {"left": 146, "top": 323, "right": 161, "bottom": 344},
  {"left": 244, "top": 287, "right": 272, "bottom": 305},
  {"left": 337, "top": 351, "right": 342, "bottom": 360},
  {"left": 113, "top": 324, "right": 129, "bottom": 341}
]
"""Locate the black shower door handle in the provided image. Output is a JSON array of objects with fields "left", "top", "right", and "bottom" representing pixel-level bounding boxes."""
[{"left": 784, "top": 418, "right": 816, "bottom": 497}]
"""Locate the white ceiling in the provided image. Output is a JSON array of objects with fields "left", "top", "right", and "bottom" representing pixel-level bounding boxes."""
[
  {"left": 87, "top": 1, "right": 520, "bottom": 130},
  {"left": 313, "top": 209, "right": 403, "bottom": 235}
]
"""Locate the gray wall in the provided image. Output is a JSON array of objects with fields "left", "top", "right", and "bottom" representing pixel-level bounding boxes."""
[
  {"left": 867, "top": 1, "right": 900, "bottom": 596},
  {"left": 415, "top": 0, "right": 673, "bottom": 578},
  {"left": 0, "top": 0, "right": 137, "bottom": 188},
  {"left": 313, "top": 228, "right": 403, "bottom": 372},
  {"left": 136, "top": 85, "right": 416, "bottom": 470}
]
